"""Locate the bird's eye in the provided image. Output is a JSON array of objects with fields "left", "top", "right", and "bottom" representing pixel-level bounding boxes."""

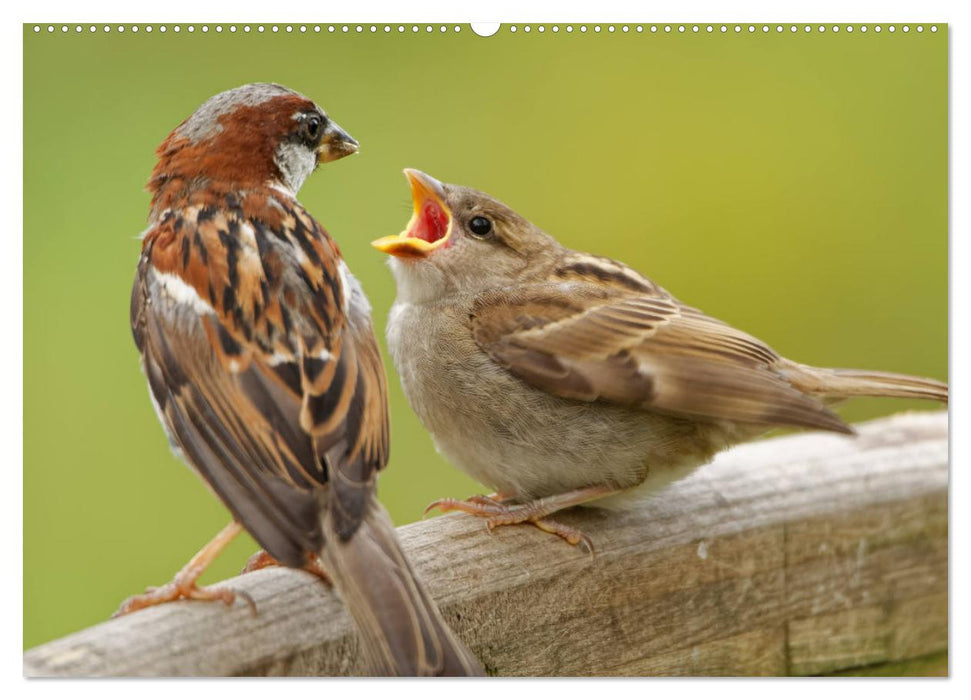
[
  {"left": 304, "top": 115, "right": 323, "bottom": 141},
  {"left": 468, "top": 216, "right": 493, "bottom": 238}
]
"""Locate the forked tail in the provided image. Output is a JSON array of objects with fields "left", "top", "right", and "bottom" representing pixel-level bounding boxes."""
[{"left": 319, "top": 496, "right": 484, "bottom": 676}]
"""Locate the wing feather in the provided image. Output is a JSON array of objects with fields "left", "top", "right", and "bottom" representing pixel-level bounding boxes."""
[
  {"left": 471, "top": 277, "right": 851, "bottom": 434},
  {"left": 134, "top": 192, "right": 390, "bottom": 564}
]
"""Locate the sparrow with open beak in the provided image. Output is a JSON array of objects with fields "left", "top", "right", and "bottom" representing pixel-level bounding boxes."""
[
  {"left": 125, "top": 87, "right": 482, "bottom": 676},
  {"left": 373, "top": 170, "right": 948, "bottom": 549}
]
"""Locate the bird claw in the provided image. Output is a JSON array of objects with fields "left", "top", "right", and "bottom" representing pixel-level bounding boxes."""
[
  {"left": 424, "top": 495, "right": 506, "bottom": 517},
  {"left": 241, "top": 550, "right": 332, "bottom": 585},
  {"left": 427, "top": 494, "right": 595, "bottom": 552},
  {"left": 112, "top": 578, "right": 256, "bottom": 618}
]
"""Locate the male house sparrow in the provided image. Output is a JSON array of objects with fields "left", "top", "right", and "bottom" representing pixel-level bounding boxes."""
[
  {"left": 373, "top": 170, "right": 948, "bottom": 548},
  {"left": 125, "top": 86, "right": 482, "bottom": 676}
]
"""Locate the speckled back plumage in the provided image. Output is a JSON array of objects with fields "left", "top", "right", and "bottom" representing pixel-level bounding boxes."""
[{"left": 130, "top": 86, "right": 482, "bottom": 676}]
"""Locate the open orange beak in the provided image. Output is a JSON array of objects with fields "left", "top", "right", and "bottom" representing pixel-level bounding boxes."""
[{"left": 371, "top": 169, "right": 453, "bottom": 259}]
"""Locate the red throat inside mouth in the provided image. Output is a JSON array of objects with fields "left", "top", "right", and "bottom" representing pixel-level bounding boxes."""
[{"left": 408, "top": 200, "right": 450, "bottom": 245}]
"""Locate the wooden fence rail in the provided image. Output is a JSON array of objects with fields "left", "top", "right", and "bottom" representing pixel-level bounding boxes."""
[{"left": 24, "top": 411, "right": 948, "bottom": 677}]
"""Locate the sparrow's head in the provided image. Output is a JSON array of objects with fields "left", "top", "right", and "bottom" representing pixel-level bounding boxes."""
[
  {"left": 372, "top": 170, "right": 558, "bottom": 302},
  {"left": 150, "top": 83, "right": 358, "bottom": 199}
]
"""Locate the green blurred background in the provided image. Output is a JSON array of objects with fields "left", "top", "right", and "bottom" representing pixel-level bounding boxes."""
[{"left": 24, "top": 24, "right": 947, "bottom": 650}]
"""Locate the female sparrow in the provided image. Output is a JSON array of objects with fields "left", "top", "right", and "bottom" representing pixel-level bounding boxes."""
[
  {"left": 125, "top": 86, "right": 482, "bottom": 676},
  {"left": 373, "top": 170, "right": 948, "bottom": 549}
]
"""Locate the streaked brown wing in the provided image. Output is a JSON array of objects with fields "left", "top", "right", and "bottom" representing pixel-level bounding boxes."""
[
  {"left": 133, "top": 194, "right": 390, "bottom": 564},
  {"left": 471, "top": 281, "right": 851, "bottom": 434}
]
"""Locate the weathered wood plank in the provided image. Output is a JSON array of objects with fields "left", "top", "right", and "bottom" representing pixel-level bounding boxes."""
[{"left": 23, "top": 411, "right": 948, "bottom": 677}]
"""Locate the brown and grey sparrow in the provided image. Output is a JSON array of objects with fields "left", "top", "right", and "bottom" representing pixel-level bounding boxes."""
[
  {"left": 373, "top": 170, "right": 948, "bottom": 549},
  {"left": 124, "top": 87, "right": 482, "bottom": 676}
]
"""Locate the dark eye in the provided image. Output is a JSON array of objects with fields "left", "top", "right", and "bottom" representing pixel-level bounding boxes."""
[
  {"left": 304, "top": 115, "right": 323, "bottom": 141},
  {"left": 468, "top": 216, "right": 493, "bottom": 238}
]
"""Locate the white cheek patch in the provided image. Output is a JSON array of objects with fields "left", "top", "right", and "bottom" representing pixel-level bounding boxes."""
[
  {"left": 155, "top": 272, "right": 213, "bottom": 314},
  {"left": 274, "top": 141, "right": 316, "bottom": 194}
]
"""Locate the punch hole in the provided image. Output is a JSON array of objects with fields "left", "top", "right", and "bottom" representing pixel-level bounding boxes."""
[{"left": 471, "top": 23, "right": 500, "bottom": 37}]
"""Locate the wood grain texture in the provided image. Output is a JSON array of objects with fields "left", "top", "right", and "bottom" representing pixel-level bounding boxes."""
[{"left": 24, "top": 411, "right": 948, "bottom": 677}]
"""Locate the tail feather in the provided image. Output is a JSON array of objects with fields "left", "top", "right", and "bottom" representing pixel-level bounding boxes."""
[
  {"left": 318, "top": 495, "right": 484, "bottom": 676},
  {"left": 784, "top": 363, "right": 948, "bottom": 404}
]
